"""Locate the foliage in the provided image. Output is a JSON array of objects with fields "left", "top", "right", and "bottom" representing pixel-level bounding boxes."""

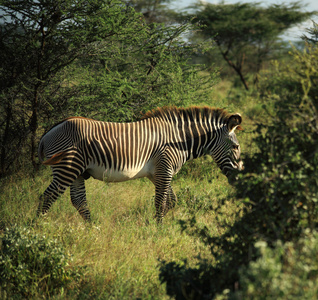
[
  {"left": 0, "top": 226, "right": 80, "bottom": 298},
  {"left": 159, "top": 258, "right": 215, "bottom": 300},
  {"left": 68, "top": 23, "right": 218, "bottom": 123},
  {"left": 0, "top": 0, "right": 141, "bottom": 173},
  {"left": 236, "top": 230, "right": 318, "bottom": 300},
  {"left": 237, "top": 42, "right": 318, "bottom": 241},
  {"left": 0, "top": 0, "right": 218, "bottom": 177},
  {"left": 303, "top": 21, "right": 318, "bottom": 44},
  {"left": 0, "top": 166, "right": 233, "bottom": 299},
  {"left": 181, "top": 1, "right": 315, "bottom": 90},
  {"left": 126, "top": 0, "right": 176, "bottom": 24},
  {"left": 159, "top": 29, "right": 318, "bottom": 299}
]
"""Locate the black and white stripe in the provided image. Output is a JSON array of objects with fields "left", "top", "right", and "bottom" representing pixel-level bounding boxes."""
[{"left": 37, "top": 106, "right": 243, "bottom": 222}]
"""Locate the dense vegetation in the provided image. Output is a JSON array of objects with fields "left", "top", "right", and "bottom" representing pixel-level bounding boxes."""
[
  {"left": 0, "top": 0, "right": 217, "bottom": 176},
  {"left": 0, "top": 0, "right": 317, "bottom": 299},
  {"left": 159, "top": 39, "right": 318, "bottom": 300}
]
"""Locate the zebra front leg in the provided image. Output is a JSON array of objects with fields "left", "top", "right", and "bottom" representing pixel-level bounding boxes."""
[
  {"left": 148, "top": 173, "right": 171, "bottom": 222},
  {"left": 153, "top": 172, "right": 173, "bottom": 223},
  {"left": 166, "top": 184, "right": 177, "bottom": 212},
  {"left": 70, "top": 176, "right": 91, "bottom": 222},
  {"left": 154, "top": 187, "right": 168, "bottom": 223}
]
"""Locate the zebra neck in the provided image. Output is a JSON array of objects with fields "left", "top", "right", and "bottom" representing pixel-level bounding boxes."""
[{"left": 179, "top": 123, "right": 215, "bottom": 161}]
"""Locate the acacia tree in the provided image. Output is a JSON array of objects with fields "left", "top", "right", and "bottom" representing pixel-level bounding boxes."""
[
  {"left": 0, "top": 0, "right": 144, "bottom": 171},
  {"left": 0, "top": 0, "right": 217, "bottom": 177},
  {"left": 182, "top": 1, "right": 315, "bottom": 90},
  {"left": 126, "top": 0, "right": 175, "bottom": 23},
  {"left": 303, "top": 20, "right": 318, "bottom": 43}
]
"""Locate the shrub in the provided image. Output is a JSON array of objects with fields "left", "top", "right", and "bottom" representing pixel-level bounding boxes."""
[
  {"left": 160, "top": 37, "right": 318, "bottom": 299},
  {"left": 236, "top": 230, "right": 318, "bottom": 299},
  {"left": 234, "top": 43, "right": 318, "bottom": 242},
  {"left": 159, "top": 258, "right": 216, "bottom": 300},
  {"left": 0, "top": 226, "right": 80, "bottom": 298}
]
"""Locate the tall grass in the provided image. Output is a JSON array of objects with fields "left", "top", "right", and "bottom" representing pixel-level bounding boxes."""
[
  {"left": 0, "top": 81, "right": 256, "bottom": 298},
  {"left": 0, "top": 156, "right": 242, "bottom": 299}
]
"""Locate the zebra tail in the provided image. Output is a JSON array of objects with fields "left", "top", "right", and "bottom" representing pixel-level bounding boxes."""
[{"left": 42, "top": 151, "right": 69, "bottom": 165}]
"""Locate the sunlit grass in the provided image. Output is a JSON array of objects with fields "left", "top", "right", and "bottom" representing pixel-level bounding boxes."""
[
  {"left": 0, "top": 80, "right": 257, "bottom": 298},
  {"left": 0, "top": 164, "right": 247, "bottom": 299},
  {"left": 0, "top": 160, "right": 239, "bottom": 298}
]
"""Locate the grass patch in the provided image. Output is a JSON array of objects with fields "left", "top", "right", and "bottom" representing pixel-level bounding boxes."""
[
  {"left": 0, "top": 162, "right": 239, "bottom": 299},
  {"left": 0, "top": 80, "right": 256, "bottom": 298}
]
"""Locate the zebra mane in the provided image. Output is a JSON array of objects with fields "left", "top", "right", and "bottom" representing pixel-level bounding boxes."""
[{"left": 141, "top": 106, "right": 231, "bottom": 124}]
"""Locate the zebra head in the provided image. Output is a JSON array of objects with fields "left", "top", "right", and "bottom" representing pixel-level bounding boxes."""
[{"left": 209, "top": 113, "right": 244, "bottom": 179}]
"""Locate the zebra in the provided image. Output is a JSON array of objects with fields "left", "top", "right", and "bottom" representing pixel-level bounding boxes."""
[{"left": 37, "top": 106, "right": 243, "bottom": 223}]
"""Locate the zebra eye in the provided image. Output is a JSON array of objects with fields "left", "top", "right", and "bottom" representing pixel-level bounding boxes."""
[{"left": 233, "top": 144, "right": 239, "bottom": 150}]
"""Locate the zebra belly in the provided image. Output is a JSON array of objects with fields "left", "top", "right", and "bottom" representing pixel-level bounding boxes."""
[{"left": 86, "top": 161, "right": 154, "bottom": 182}]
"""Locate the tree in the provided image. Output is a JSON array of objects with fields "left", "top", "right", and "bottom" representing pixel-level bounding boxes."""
[
  {"left": 181, "top": 1, "right": 315, "bottom": 90},
  {"left": 126, "top": 0, "right": 175, "bottom": 24},
  {"left": 303, "top": 20, "right": 318, "bottom": 44},
  {"left": 0, "top": 0, "right": 143, "bottom": 171},
  {"left": 0, "top": 0, "right": 218, "bottom": 177}
]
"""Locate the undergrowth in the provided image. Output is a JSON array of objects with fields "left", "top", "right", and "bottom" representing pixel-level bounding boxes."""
[{"left": 0, "top": 158, "right": 237, "bottom": 299}]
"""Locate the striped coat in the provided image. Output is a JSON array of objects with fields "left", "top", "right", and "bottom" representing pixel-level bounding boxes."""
[{"left": 38, "top": 106, "right": 243, "bottom": 222}]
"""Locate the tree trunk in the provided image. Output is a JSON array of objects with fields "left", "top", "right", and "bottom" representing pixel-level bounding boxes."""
[
  {"left": 30, "top": 88, "right": 39, "bottom": 170},
  {"left": 0, "top": 102, "right": 13, "bottom": 178},
  {"left": 235, "top": 67, "right": 249, "bottom": 91},
  {"left": 219, "top": 48, "right": 249, "bottom": 90}
]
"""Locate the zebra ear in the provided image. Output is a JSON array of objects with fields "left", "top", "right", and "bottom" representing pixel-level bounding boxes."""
[{"left": 227, "top": 113, "right": 242, "bottom": 132}]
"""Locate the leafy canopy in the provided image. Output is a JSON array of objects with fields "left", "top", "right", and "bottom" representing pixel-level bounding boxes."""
[
  {"left": 0, "top": 0, "right": 218, "bottom": 177},
  {"left": 181, "top": 1, "right": 316, "bottom": 90}
]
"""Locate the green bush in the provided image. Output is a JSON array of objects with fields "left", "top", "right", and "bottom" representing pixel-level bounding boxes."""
[
  {"left": 159, "top": 258, "right": 216, "bottom": 300},
  {"left": 236, "top": 230, "right": 318, "bottom": 300},
  {"left": 160, "top": 37, "right": 318, "bottom": 299},
  {"left": 234, "top": 43, "right": 318, "bottom": 241},
  {"left": 0, "top": 226, "right": 80, "bottom": 298}
]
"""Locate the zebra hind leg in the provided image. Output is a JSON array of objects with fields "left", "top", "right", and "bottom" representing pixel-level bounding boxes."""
[
  {"left": 37, "top": 160, "right": 84, "bottom": 219},
  {"left": 70, "top": 176, "right": 91, "bottom": 222},
  {"left": 155, "top": 193, "right": 168, "bottom": 223},
  {"left": 37, "top": 179, "right": 68, "bottom": 217}
]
